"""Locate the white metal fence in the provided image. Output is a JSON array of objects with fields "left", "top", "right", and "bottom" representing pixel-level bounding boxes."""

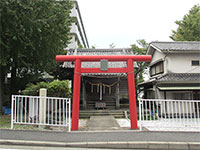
[
  {"left": 11, "top": 95, "right": 71, "bottom": 131},
  {"left": 139, "top": 99, "right": 200, "bottom": 131}
]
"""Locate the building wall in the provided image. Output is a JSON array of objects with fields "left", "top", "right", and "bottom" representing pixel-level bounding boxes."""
[
  {"left": 150, "top": 50, "right": 200, "bottom": 75},
  {"left": 167, "top": 53, "right": 200, "bottom": 73},
  {"left": 68, "top": 1, "right": 89, "bottom": 49},
  {"left": 150, "top": 50, "right": 167, "bottom": 74},
  {"left": 150, "top": 51, "right": 165, "bottom": 64}
]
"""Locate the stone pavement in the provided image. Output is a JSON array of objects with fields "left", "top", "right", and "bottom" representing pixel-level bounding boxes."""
[{"left": 83, "top": 115, "right": 121, "bottom": 131}]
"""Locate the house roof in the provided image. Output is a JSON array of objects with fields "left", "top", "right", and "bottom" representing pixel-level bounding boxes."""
[
  {"left": 62, "top": 48, "right": 133, "bottom": 75},
  {"left": 139, "top": 73, "right": 200, "bottom": 86},
  {"left": 147, "top": 41, "right": 200, "bottom": 55},
  {"left": 157, "top": 73, "right": 200, "bottom": 82}
]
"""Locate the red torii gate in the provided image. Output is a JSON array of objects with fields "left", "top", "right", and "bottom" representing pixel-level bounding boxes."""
[{"left": 56, "top": 55, "right": 152, "bottom": 130}]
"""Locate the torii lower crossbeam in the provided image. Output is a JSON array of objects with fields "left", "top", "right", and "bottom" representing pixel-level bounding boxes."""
[{"left": 56, "top": 55, "right": 152, "bottom": 130}]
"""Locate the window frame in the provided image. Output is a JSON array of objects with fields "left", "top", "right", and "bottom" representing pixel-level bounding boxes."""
[
  {"left": 150, "top": 61, "right": 164, "bottom": 77},
  {"left": 191, "top": 60, "right": 200, "bottom": 66}
]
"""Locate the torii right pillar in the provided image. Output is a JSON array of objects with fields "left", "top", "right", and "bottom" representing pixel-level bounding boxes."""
[{"left": 127, "top": 58, "right": 137, "bottom": 129}]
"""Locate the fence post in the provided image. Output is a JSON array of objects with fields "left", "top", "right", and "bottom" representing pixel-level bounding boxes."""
[
  {"left": 39, "top": 88, "right": 47, "bottom": 125},
  {"left": 11, "top": 95, "right": 14, "bottom": 129}
]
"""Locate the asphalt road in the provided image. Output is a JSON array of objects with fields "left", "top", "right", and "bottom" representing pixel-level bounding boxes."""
[{"left": 1, "top": 129, "right": 200, "bottom": 143}]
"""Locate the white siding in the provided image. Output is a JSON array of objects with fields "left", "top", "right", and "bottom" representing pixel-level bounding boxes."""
[
  {"left": 167, "top": 53, "right": 200, "bottom": 73},
  {"left": 151, "top": 51, "right": 165, "bottom": 63}
]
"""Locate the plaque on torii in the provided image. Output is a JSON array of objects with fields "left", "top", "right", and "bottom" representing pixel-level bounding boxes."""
[{"left": 56, "top": 55, "right": 152, "bottom": 130}]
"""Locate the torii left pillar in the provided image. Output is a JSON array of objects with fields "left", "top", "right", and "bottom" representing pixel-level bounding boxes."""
[
  {"left": 56, "top": 55, "right": 152, "bottom": 131},
  {"left": 71, "top": 59, "right": 81, "bottom": 130}
]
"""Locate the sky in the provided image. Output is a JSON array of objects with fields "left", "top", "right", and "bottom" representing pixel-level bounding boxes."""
[{"left": 77, "top": 0, "right": 199, "bottom": 48}]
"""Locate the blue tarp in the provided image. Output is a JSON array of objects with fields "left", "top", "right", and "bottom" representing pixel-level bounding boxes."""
[{"left": 2, "top": 106, "right": 11, "bottom": 115}]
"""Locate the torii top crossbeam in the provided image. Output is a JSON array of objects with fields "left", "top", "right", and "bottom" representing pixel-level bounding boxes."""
[
  {"left": 56, "top": 55, "right": 152, "bottom": 62},
  {"left": 56, "top": 54, "right": 152, "bottom": 131}
]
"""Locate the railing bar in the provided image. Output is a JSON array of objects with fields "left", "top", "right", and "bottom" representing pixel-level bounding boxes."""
[
  {"left": 161, "top": 101, "right": 163, "bottom": 120},
  {"left": 43, "top": 98, "right": 46, "bottom": 124},
  {"left": 48, "top": 98, "right": 50, "bottom": 125},
  {"left": 168, "top": 101, "right": 170, "bottom": 120},
  {"left": 182, "top": 101, "right": 184, "bottom": 123},
  {"left": 171, "top": 101, "right": 174, "bottom": 122},
  {"left": 188, "top": 101, "right": 190, "bottom": 121},
  {"left": 164, "top": 101, "right": 166, "bottom": 120},
  {"left": 166, "top": 101, "right": 169, "bottom": 120},
  {"left": 153, "top": 101, "right": 155, "bottom": 120},
  {"left": 142, "top": 100, "right": 144, "bottom": 121},
  {"left": 173, "top": 101, "right": 175, "bottom": 122},
  {"left": 21, "top": 98, "right": 24, "bottom": 123},
  {"left": 139, "top": 100, "right": 142, "bottom": 131},
  {"left": 168, "top": 101, "right": 171, "bottom": 121},
  {"left": 59, "top": 99, "right": 61, "bottom": 125},
  {"left": 188, "top": 101, "right": 191, "bottom": 122},
  {"left": 164, "top": 101, "right": 167, "bottom": 121},
  {"left": 193, "top": 102, "right": 196, "bottom": 124},
  {"left": 14, "top": 96, "right": 17, "bottom": 123},
  {"left": 174, "top": 101, "right": 177, "bottom": 122},
  {"left": 179, "top": 101, "right": 181, "bottom": 123},
  {"left": 66, "top": 99, "right": 68, "bottom": 126},
  {"left": 29, "top": 98, "right": 31, "bottom": 123},
  {"left": 11, "top": 95, "right": 14, "bottom": 129},
  {"left": 197, "top": 102, "right": 200, "bottom": 123},
  {"left": 55, "top": 99, "right": 57, "bottom": 125},
  {"left": 51, "top": 99, "right": 53, "bottom": 125},
  {"left": 69, "top": 99, "right": 71, "bottom": 132},
  {"left": 17, "top": 97, "right": 20, "bottom": 123},
  {"left": 149, "top": 101, "right": 151, "bottom": 121},
  {"left": 36, "top": 98, "right": 38, "bottom": 123},
  {"left": 190, "top": 101, "right": 192, "bottom": 123},
  {"left": 185, "top": 101, "right": 188, "bottom": 123},
  {"left": 25, "top": 97, "right": 27, "bottom": 123},
  {"left": 145, "top": 101, "right": 147, "bottom": 121},
  {"left": 63, "top": 99, "right": 65, "bottom": 125},
  {"left": 156, "top": 101, "right": 159, "bottom": 120},
  {"left": 33, "top": 98, "right": 35, "bottom": 123}
]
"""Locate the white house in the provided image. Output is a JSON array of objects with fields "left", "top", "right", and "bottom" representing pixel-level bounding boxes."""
[{"left": 139, "top": 41, "right": 200, "bottom": 100}]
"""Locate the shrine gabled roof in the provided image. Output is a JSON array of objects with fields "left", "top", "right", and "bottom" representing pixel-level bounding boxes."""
[{"left": 63, "top": 48, "right": 133, "bottom": 68}]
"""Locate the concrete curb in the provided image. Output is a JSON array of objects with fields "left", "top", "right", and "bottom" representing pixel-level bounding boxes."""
[{"left": 0, "top": 139, "right": 200, "bottom": 150}]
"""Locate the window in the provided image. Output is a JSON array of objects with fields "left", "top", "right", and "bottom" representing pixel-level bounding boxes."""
[
  {"left": 173, "top": 92, "right": 192, "bottom": 100},
  {"left": 150, "top": 61, "right": 164, "bottom": 76},
  {"left": 191, "top": 60, "right": 200, "bottom": 66}
]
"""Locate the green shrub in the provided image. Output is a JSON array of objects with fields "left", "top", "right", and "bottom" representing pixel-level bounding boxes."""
[
  {"left": 23, "top": 82, "right": 48, "bottom": 96},
  {"left": 23, "top": 80, "right": 71, "bottom": 98},
  {"left": 48, "top": 80, "right": 71, "bottom": 97}
]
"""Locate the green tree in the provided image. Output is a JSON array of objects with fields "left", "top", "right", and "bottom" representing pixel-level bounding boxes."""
[
  {"left": 131, "top": 39, "right": 148, "bottom": 98},
  {"left": 170, "top": 4, "right": 200, "bottom": 41},
  {"left": 0, "top": 0, "right": 74, "bottom": 112}
]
